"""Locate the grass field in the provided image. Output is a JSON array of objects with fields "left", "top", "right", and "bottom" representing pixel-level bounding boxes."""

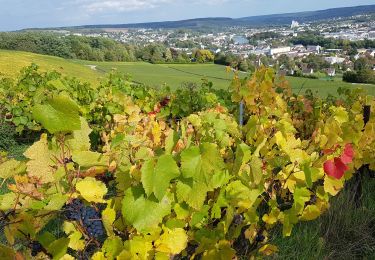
[
  {"left": 76, "top": 60, "right": 375, "bottom": 96},
  {"left": 75, "top": 61, "right": 235, "bottom": 89},
  {"left": 0, "top": 50, "right": 101, "bottom": 85}
]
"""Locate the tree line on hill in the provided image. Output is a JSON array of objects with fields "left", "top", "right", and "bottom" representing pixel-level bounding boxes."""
[
  {"left": 0, "top": 32, "right": 214, "bottom": 64},
  {"left": 290, "top": 33, "right": 375, "bottom": 54}
]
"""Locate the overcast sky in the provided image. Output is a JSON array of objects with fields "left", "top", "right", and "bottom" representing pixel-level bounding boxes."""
[{"left": 0, "top": 0, "right": 374, "bottom": 31}]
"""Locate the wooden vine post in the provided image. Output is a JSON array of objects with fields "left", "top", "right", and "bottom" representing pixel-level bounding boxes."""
[{"left": 239, "top": 100, "right": 244, "bottom": 127}]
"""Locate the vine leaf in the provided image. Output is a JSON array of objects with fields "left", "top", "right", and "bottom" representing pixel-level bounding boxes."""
[
  {"left": 120, "top": 236, "right": 153, "bottom": 259},
  {"left": 155, "top": 228, "right": 188, "bottom": 255},
  {"left": 24, "top": 134, "right": 55, "bottom": 183},
  {"left": 66, "top": 117, "right": 92, "bottom": 151},
  {"left": 102, "top": 203, "right": 116, "bottom": 236},
  {"left": 46, "top": 237, "right": 70, "bottom": 259},
  {"left": 324, "top": 175, "right": 344, "bottom": 196},
  {"left": 63, "top": 222, "right": 85, "bottom": 251},
  {"left": 0, "top": 159, "right": 26, "bottom": 179},
  {"left": 76, "top": 177, "right": 107, "bottom": 203},
  {"left": 44, "top": 194, "right": 68, "bottom": 211},
  {"left": 122, "top": 186, "right": 171, "bottom": 234},
  {"left": 301, "top": 205, "right": 321, "bottom": 221},
  {"left": 258, "top": 244, "right": 279, "bottom": 256},
  {"left": 176, "top": 180, "right": 208, "bottom": 210},
  {"left": 101, "top": 236, "right": 124, "bottom": 259},
  {"left": 0, "top": 244, "right": 16, "bottom": 259},
  {"left": 72, "top": 151, "right": 109, "bottom": 168},
  {"left": 32, "top": 95, "right": 81, "bottom": 134},
  {"left": 141, "top": 154, "right": 180, "bottom": 201},
  {"left": 203, "top": 240, "right": 236, "bottom": 259},
  {"left": 0, "top": 193, "right": 17, "bottom": 210}
]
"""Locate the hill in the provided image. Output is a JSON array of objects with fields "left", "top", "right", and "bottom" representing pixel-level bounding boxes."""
[
  {"left": 57, "top": 4, "right": 375, "bottom": 30},
  {"left": 237, "top": 4, "right": 375, "bottom": 25},
  {"left": 0, "top": 50, "right": 101, "bottom": 85}
]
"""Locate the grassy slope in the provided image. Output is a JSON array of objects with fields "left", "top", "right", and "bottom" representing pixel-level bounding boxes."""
[
  {"left": 268, "top": 174, "right": 375, "bottom": 259},
  {"left": 0, "top": 50, "right": 102, "bottom": 85}
]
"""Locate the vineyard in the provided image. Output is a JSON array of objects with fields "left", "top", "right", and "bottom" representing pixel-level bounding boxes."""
[{"left": 0, "top": 64, "right": 374, "bottom": 259}]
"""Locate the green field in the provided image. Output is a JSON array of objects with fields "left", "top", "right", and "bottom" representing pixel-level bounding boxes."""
[
  {"left": 1, "top": 50, "right": 374, "bottom": 96},
  {"left": 76, "top": 60, "right": 375, "bottom": 96},
  {"left": 75, "top": 61, "right": 235, "bottom": 89}
]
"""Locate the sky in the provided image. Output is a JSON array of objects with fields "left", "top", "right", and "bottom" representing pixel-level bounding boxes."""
[{"left": 0, "top": 0, "right": 374, "bottom": 31}]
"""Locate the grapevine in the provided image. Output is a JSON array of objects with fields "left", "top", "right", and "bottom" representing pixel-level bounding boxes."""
[{"left": 0, "top": 65, "right": 373, "bottom": 259}]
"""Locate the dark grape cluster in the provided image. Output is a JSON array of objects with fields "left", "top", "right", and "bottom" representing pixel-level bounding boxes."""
[
  {"left": 232, "top": 214, "right": 244, "bottom": 225},
  {"left": 30, "top": 241, "right": 43, "bottom": 257},
  {"left": 63, "top": 199, "right": 106, "bottom": 240},
  {"left": 255, "top": 233, "right": 265, "bottom": 242},
  {"left": 63, "top": 198, "right": 84, "bottom": 221},
  {"left": 81, "top": 206, "right": 105, "bottom": 238}
]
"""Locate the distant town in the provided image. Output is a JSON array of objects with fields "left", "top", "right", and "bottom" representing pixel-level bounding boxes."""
[{"left": 35, "top": 13, "right": 373, "bottom": 83}]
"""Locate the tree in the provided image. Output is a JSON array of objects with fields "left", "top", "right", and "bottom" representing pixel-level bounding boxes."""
[
  {"left": 193, "top": 49, "right": 214, "bottom": 63},
  {"left": 354, "top": 57, "right": 370, "bottom": 71},
  {"left": 164, "top": 48, "right": 173, "bottom": 62},
  {"left": 238, "top": 60, "right": 249, "bottom": 72}
]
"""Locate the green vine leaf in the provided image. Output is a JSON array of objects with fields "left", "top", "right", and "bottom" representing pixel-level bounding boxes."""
[
  {"left": 122, "top": 186, "right": 172, "bottom": 234},
  {"left": 141, "top": 154, "right": 180, "bottom": 201},
  {"left": 32, "top": 95, "right": 81, "bottom": 134}
]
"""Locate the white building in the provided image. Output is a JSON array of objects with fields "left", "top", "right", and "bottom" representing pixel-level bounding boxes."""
[
  {"left": 291, "top": 20, "right": 300, "bottom": 29},
  {"left": 324, "top": 56, "right": 345, "bottom": 64},
  {"left": 268, "top": 46, "right": 291, "bottom": 56}
]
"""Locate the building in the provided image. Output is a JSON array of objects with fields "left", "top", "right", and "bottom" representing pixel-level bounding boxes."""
[
  {"left": 307, "top": 45, "right": 322, "bottom": 54},
  {"left": 292, "top": 45, "right": 306, "bottom": 52},
  {"left": 291, "top": 20, "right": 300, "bottom": 29},
  {"left": 324, "top": 68, "right": 336, "bottom": 77},
  {"left": 302, "top": 68, "right": 314, "bottom": 75},
  {"left": 324, "top": 56, "right": 345, "bottom": 64},
  {"left": 268, "top": 46, "right": 291, "bottom": 56}
]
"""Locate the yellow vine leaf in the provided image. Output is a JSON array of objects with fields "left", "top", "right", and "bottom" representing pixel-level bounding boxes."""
[
  {"left": 102, "top": 202, "right": 116, "bottom": 236},
  {"left": 120, "top": 236, "right": 154, "bottom": 259},
  {"left": 301, "top": 205, "right": 321, "bottom": 221},
  {"left": 76, "top": 177, "right": 107, "bottom": 203},
  {"left": 24, "top": 134, "right": 55, "bottom": 183},
  {"left": 91, "top": 252, "right": 106, "bottom": 260},
  {"left": 60, "top": 255, "right": 75, "bottom": 260},
  {"left": 259, "top": 244, "right": 279, "bottom": 256},
  {"left": 262, "top": 209, "right": 280, "bottom": 225},
  {"left": 66, "top": 117, "right": 92, "bottom": 151},
  {"left": 155, "top": 228, "right": 188, "bottom": 255},
  {"left": 151, "top": 121, "right": 162, "bottom": 145},
  {"left": 324, "top": 175, "right": 344, "bottom": 196},
  {"left": 202, "top": 240, "right": 236, "bottom": 260},
  {"left": 0, "top": 159, "right": 26, "bottom": 179},
  {"left": 68, "top": 231, "right": 85, "bottom": 251}
]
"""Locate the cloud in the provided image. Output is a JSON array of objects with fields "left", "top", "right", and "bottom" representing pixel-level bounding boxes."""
[
  {"left": 71, "top": 0, "right": 174, "bottom": 13},
  {"left": 69, "top": 0, "right": 234, "bottom": 14}
]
